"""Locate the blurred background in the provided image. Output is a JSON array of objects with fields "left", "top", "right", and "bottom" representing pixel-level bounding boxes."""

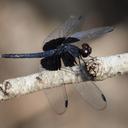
[{"left": 0, "top": 0, "right": 128, "bottom": 128}]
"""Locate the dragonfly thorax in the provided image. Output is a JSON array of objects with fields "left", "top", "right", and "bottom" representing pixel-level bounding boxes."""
[{"left": 57, "top": 44, "right": 71, "bottom": 54}]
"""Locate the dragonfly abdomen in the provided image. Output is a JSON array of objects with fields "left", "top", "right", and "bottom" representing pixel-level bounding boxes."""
[{"left": 0, "top": 49, "right": 57, "bottom": 58}]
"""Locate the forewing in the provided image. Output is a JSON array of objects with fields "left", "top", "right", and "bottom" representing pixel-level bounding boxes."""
[
  {"left": 70, "top": 26, "right": 114, "bottom": 42},
  {"left": 44, "top": 85, "right": 68, "bottom": 114},
  {"left": 74, "top": 81, "right": 107, "bottom": 110},
  {"left": 43, "top": 16, "right": 83, "bottom": 46}
]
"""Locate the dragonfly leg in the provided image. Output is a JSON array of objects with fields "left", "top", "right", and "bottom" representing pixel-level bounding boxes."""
[{"left": 77, "top": 56, "right": 84, "bottom": 71}]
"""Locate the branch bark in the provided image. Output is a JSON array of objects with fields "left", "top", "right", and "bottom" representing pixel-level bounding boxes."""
[{"left": 0, "top": 53, "right": 128, "bottom": 101}]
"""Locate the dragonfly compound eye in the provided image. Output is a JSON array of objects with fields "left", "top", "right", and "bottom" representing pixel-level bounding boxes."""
[{"left": 81, "top": 43, "right": 92, "bottom": 57}]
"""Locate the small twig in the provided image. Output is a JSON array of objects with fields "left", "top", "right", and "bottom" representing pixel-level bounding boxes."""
[{"left": 0, "top": 53, "right": 128, "bottom": 101}]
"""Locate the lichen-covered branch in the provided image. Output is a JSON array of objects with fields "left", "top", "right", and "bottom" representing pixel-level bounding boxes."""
[{"left": 0, "top": 53, "right": 128, "bottom": 101}]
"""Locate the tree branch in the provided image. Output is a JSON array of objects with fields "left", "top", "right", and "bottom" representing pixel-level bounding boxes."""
[{"left": 0, "top": 53, "right": 128, "bottom": 101}]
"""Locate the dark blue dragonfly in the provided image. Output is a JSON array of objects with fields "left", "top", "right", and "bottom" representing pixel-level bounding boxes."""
[{"left": 0, "top": 16, "right": 113, "bottom": 114}]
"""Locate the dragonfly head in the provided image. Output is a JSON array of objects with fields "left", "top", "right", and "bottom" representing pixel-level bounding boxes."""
[{"left": 80, "top": 43, "right": 92, "bottom": 57}]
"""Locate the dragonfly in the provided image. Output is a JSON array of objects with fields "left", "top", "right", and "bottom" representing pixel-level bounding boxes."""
[{"left": 0, "top": 16, "right": 113, "bottom": 114}]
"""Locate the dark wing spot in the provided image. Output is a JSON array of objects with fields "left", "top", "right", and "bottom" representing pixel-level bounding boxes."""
[
  {"left": 63, "top": 37, "right": 80, "bottom": 44},
  {"left": 43, "top": 37, "right": 65, "bottom": 51},
  {"left": 40, "top": 55, "right": 61, "bottom": 71},
  {"left": 101, "top": 94, "right": 107, "bottom": 102},
  {"left": 61, "top": 52, "right": 77, "bottom": 67}
]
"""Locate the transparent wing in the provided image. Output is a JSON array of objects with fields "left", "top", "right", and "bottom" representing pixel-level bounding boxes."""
[
  {"left": 44, "top": 85, "right": 68, "bottom": 114},
  {"left": 70, "top": 26, "right": 114, "bottom": 42},
  {"left": 43, "top": 16, "right": 83, "bottom": 44},
  {"left": 74, "top": 81, "right": 107, "bottom": 110}
]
